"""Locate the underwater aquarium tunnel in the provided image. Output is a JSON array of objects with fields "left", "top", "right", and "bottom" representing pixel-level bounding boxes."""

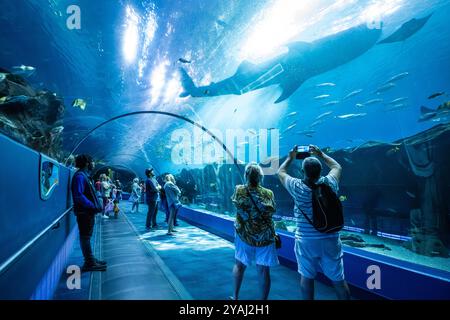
[{"left": 0, "top": 0, "right": 449, "bottom": 303}]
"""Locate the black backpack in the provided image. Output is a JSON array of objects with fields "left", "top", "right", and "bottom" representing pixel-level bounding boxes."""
[{"left": 298, "top": 180, "right": 344, "bottom": 233}]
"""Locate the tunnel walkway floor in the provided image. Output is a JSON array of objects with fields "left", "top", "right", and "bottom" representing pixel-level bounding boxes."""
[
  {"left": 123, "top": 202, "right": 337, "bottom": 300},
  {"left": 54, "top": 201, "right": 339, "bottom": 300}
]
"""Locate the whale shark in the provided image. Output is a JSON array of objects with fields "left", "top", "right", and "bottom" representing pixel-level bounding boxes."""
[{"left": 179, "top": 15, "right": 431, "bottom": 104}]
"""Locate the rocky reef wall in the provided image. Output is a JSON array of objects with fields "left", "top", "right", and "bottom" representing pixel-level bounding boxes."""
[{"left": 0, "top": 69, "right": 65, "bottom": 161}]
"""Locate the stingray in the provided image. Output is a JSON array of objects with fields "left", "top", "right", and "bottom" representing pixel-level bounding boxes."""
[{"left": 378, "top": 14, "right": 432, "bottom": 44}]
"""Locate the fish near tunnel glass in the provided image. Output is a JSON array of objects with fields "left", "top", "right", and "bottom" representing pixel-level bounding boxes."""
[{"left": 40, "top": 156, "right": 59, "bottom": 201}]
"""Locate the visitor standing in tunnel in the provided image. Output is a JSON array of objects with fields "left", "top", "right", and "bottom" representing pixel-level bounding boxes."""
[
  {"left": 277, "top": 145, "right": 351, "bottom": 300},
  {"left": 100, "top": 174, "right": 111, "bottom": 218},
  {"left": 230, "top": 162, "right": 279, "bottom": 300},
  {"left": 71, "top": 154, "right": 107, "bottom": 272},
  {"left": 130, "top": 178, "right": 142, "bottom": 213},
  {"left": 164, "top": 174, "right": 182, "bottom": 235},
  {"left": 145, "top": 168, "right": 161, "bottom": 230},
  {"left": 115, "top": 180, "right": 123, "bottom": 203},
  {"left": 158, "top": 174, "right": 170, "bottom": 223}
]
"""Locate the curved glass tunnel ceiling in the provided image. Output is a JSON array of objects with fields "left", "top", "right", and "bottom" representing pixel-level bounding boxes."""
[
  {"left": 1, "top": 0, "right": 448, "bottom": 175},
  {"left": 1, "top": 0, "right": 450, "bottom": 273}
]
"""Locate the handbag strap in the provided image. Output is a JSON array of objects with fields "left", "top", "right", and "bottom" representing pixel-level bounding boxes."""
[{"left": 245, "top": 186, "right": 277, "bottom": 236}]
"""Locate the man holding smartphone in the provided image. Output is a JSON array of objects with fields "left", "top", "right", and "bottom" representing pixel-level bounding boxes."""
[{"left": 277, "top": 145, "right": 350, "bottom": 300}]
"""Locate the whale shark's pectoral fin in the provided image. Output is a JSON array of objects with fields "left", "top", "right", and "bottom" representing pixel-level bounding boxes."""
[
  {"left": 274, "top": 79, "right": 305, "bottom": 104},
  {"left": 378, "top": 13, "right": 432, "bottom": 44}
]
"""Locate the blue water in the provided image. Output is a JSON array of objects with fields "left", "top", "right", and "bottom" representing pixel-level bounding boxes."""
[{"left": 0, "top": 0, "right": 449, "bottom": 172}]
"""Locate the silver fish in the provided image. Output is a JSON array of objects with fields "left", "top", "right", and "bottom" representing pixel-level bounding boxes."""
[
  {"left": 297, "top": 130, "right": 316, "bottom": 135},
  {"left": 343, "top": 89, "right": 363, "bottom": 100},
  {"left": 322, "top": 100, "right": 339, "bottom": 107},
  {"left": 355, "top": 103, "right": 365, "bottom": 108},
  {"left": 337, "top": 113, "right": 367, "bottom": 119},
  {"left": 310, "top": 119, "right": 324, "bottom": 127},
  {"left": 314, "top": 94, "right": 330, "bottom": 100},
  {"left": 286, "top": 111, "right": 297, "bottom": 117},
  {"left": 282, "top": 124, "right": 297, "bottom": 133},
  {"left": 385, "top": 72, "right": 409, "bottom": 83},
  {"left": 386, "top": 104, "right": 408, "bottom": 112},
  {"left": 364, "top": 98, "right": 383, "bottom": 105},
  {"left": 316, "top": 82, "right": 336, "bottom": 87},
  {"left": 374, "top": 82, "right": 396, "bottom": 94},
  {"left": 387, "top": 97, "right": 408, "bottom": 105},
  {"left": 316, "top": 111, "right": 333, "bottom": 120}
]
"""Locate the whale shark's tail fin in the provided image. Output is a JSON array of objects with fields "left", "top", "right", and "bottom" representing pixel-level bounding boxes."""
[{"left": 178, "top": 67, "right": 198, "bottom": 98}]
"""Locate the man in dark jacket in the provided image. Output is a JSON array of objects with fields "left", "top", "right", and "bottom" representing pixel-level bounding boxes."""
[
  {"left": 71, "top": 154, "right": 107, "bottom": 272},
  {"left": 145, "top": 168, "right": 161, "bottom": 230}
]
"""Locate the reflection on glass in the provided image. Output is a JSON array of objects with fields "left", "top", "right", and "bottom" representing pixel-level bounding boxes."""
[{"left": 40, "top": 160, "right": 59, "bottom": 200}]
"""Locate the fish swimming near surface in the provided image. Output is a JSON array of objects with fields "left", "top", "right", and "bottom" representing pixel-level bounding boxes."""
[
  {"left": 11, "top": 65, "right": 36, "bottom": 77},
  {"left": 316, "top": 111, "right": 333, "bottom": 120},
  {"left": 314, "top": 94, "right": 330, "bottom": 100},
  {"left": 336, "top": 113, "right": 367, "bottom": 120},
  {"left": 322, "top": 100, "right": 339, "bottom": 107},
  {"left": 355, "top": 103, "right": 365, "bottom": 108},
  {"left": 374, "top": 82, "right": 396, "bottom": 95},
  {"left": 385, "top": 72, "right": 409, "bottom": 84},
  {"left": 72, "top": 98, "right": 87, "bottom": 110},
  {"left": 248, "top": 129, "right": 257, "bottom": 135},
  {"left": 387, "top": 97, "right": 408, "bottom": 105},
  {"left": 386, "top": 103, "right": 408, "bottom": 112},
  {"left": 316, "top": 82, "right": 336, "bottom": 87},
  {"left": 297, "top": 130, "right": 316, "bottom": 136},
  {"left": 309, "top": 119, "right": 324, "bottom": 127},
  {"left": 428, "top": 92, "right": 445, "bottom": 99},
  {"left": 216, "top": 19, "right": 228, "bottom": 28},
  {"left": 286, "top": 111, "right": 297, "bottom": 117},
  {"left": 378, "top": 14, "right": 432, "bottom": 44},
  {"left": 343, "top": 89, "right": 363, "bottom": 100},
  {"left": 364, "top": 98, "right": 383, "bottom": 106},
  {"left": 178, "top": 58, "right": 191, "bottom": 64},
  {"left": 179, "top": 23, "right": 413, "bottom": 103},
  {"left": 282, "top": 123, "right": 296, "bottom": 133},
  {"left": 419, "top": 102, "right": 450, "bottom": 122}
]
